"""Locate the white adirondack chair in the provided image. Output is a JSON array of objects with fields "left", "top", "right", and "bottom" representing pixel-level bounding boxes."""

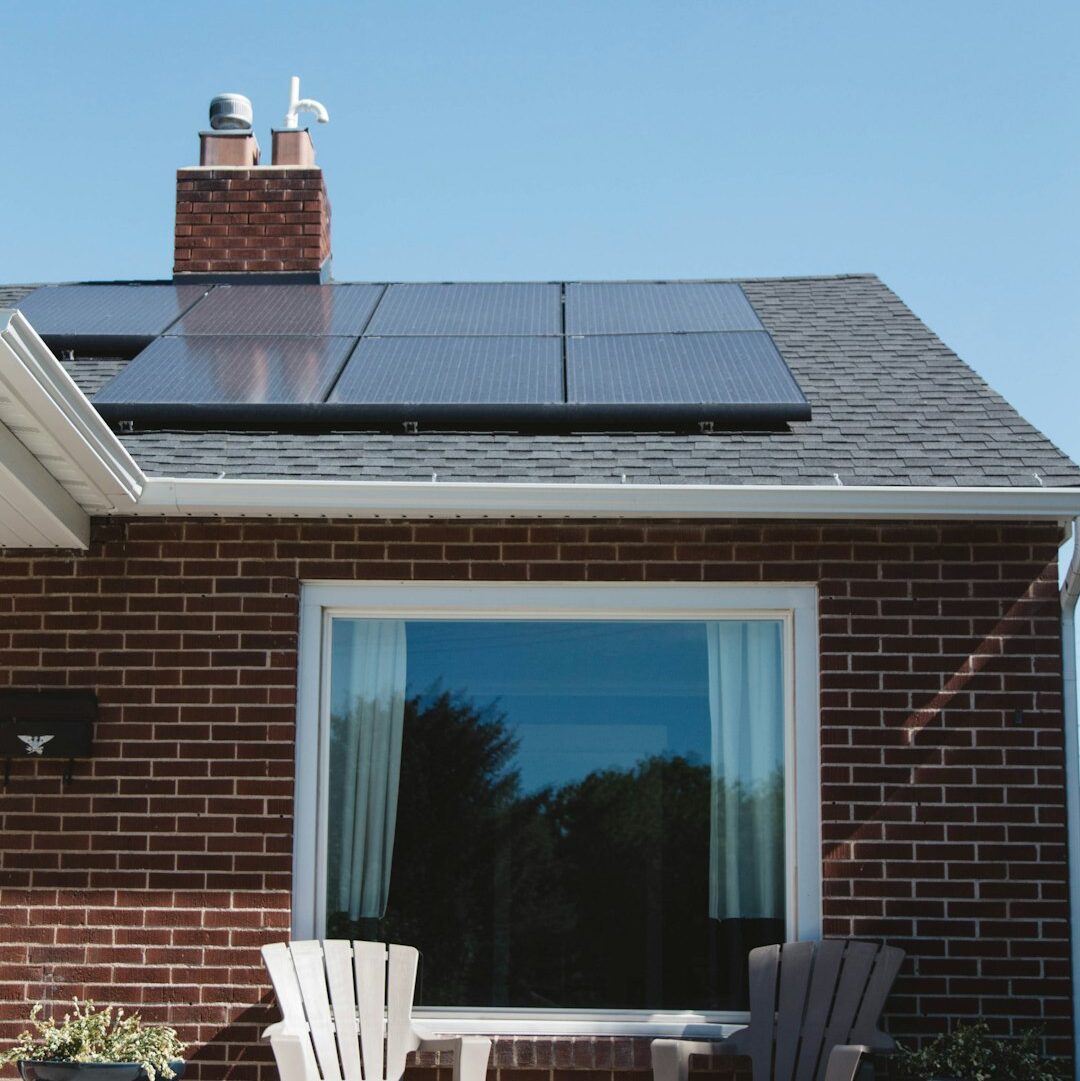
[
  {"left": 651, "top": 940, "right": 904, "bottom": 1081},
  {"left": 261, "top": 940, "right": 492, "bottom": 1081}
]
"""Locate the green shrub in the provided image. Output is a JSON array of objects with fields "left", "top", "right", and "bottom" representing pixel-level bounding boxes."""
[
  {"left": 892, "top": 1022, "right": 1063, "bottom": 1081},
  {"left": 0, "top": 1000, "right": 185, "bottom": 1081}
]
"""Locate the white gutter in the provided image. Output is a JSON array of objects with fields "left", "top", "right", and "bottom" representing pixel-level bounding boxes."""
[
  {"left": 1061, "top": 520, "right": 1080, "bottom": 1080},
  {"left": 135, "top": 476, "right": 1080, "bottom": 521}
]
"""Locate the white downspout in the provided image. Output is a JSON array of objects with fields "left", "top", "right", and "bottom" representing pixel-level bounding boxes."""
[{"left": 1061, "top": 518, "right": 1080, "bottom": 1079}]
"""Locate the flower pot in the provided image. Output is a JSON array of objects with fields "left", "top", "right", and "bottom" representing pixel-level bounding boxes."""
[{"left": 18, "top": 1061, "right": 185, "bottom": 1081}]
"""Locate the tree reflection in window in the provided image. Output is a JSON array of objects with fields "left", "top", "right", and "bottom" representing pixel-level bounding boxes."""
[{"left": 327, "top": 688, "right": 784, "bottom": 1011}]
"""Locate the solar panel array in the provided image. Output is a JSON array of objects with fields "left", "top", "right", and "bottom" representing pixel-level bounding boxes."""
[{"left": 17, "top": 281, "right": 810, "bottom": 428}]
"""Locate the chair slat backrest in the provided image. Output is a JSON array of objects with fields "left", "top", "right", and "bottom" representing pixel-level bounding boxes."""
[
  {"left": 385, "top": 944, "right": 420, "bottom": 1081},
  {"left": 261, "top": 940, "right": 423, "bottom": 1081},
  {"left": 325, "top": 941, "right": 363, "bottom": 1081},
  {"left": 792, "top": 940, "right": 846, "bottom": 1081},
  {"left": 773, "top": 942, "right": 815, "bottom": 1081},
  {"left": 355, "top": 941, "right": 389, "bottom": 1081},
  {"left": 293, "top": 941, "right": 346, "bottom": 1081},
  {"left": 742, "top": 939, "right": 903, "bottom": 1081},
  {"left": 848, "top": 944, "right": 904, "bottom": 1047},
  {"left": 747, "top": 946, "right": 781, "bottom": 1073}
]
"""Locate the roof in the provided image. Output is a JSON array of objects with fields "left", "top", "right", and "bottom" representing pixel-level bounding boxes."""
[{"left": 3, "top": 274, "right": 1079, "bottom": 492}]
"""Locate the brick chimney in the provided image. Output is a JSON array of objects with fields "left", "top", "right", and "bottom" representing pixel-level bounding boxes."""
[{"left": 174, "top": 106, "right": 331, "bottom": 282}]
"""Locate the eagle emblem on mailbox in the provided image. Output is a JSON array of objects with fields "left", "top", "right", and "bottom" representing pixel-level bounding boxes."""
[{"left": 18, "top": 734, "right": 54, "bottom": 755}]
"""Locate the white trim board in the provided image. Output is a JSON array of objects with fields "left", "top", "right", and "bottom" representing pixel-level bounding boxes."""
[{"left": 137, "top": 476, "right": 1080, "bottom": 521}]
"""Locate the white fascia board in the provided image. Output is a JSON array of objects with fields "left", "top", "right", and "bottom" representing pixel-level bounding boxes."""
[
  {"left": 135, "top": 476, "right": 1080, "bottom": 521},
  {"left": 0, "top": 310, "right": 144, "bottom": 512},
  {"left": 0, "top": 419, "right": 89, "bottom": 547}
]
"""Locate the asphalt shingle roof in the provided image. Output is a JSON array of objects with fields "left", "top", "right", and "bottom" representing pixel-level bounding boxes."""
[
  {"left": 7, "top": 274, "right": 1080, "bottom": 488},
  {"left": 0, "top": 285, "right": 39, "bottom": 307}
]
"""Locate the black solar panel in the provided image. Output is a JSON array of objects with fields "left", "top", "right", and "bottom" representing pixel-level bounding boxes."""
[
  {"left": 365, "top": 283, "right": 561, "bottom": 336},
  {"left": 331, "top": 336, "right": 562, "bottom": 405},
  {"left": 174, "top": 284, "right": 384, "bottom": 336},
  {"left": 93, "top": 335, "right": 356, "bottom": 418},
  {"left": 565, "top": 282, "right": 763, "bottom": 334},
  {"left": 16, "top": 284, "right": 207, "bottom": 354},
  {"left": 566, "top": 332, "right": 809, "bottom": 422}
]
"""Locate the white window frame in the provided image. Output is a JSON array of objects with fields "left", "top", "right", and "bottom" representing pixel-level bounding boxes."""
[{"left": 293, "top": 581, "right": 821, "bottom": 1036}]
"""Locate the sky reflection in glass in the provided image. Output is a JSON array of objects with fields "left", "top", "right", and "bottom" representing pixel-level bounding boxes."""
[{"left": 398, "top": 620, "right": 713, "bottom": 791}]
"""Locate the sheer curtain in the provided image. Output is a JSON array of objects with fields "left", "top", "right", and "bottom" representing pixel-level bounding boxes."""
[
  {"left": 333, "top": 620, "right": 408, "bottom": 921},
  {"left": 707, "top": 620, "right": 785, "bottom": 922}
]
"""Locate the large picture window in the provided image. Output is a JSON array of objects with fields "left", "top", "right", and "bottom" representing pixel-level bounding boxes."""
[{"left": 295, "top": 584, "right": 820, "bottom": 1029}]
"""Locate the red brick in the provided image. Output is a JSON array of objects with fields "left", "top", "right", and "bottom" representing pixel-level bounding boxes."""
[{"left": 0, "top": 517, "right": 1070, "bottom": 1071}]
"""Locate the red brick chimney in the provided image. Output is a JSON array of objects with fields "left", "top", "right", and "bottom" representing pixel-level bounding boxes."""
[{"left": 174, "top": 109, "right": 331, "bottom": 282}]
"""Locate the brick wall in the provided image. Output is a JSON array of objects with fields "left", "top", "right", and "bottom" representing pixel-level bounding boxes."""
[
  {"left": 173, "top": 167, "right": 331, "bottom": 276},
  {"left": 0, "top": 517, "right": 1070, "bottom": 1079}
]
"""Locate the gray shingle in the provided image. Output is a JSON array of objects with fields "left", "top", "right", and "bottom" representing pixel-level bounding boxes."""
[{"left": 0, "top": 285, "right": 41, "bottom": 308}]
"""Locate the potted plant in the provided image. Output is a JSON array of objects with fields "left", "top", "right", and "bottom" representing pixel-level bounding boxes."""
[
  {"left": 0, "top": 1000, "right": 185, "bottom": 1081},
  {"left": 892, "top": 1021, "right": 1063, "bottom": 1081}
]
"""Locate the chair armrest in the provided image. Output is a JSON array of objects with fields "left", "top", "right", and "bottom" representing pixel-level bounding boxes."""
[
  {"left": 261, "top": 1023, "right": 318, "bottom": 1081},
  {"left": 651, "top": 1038, "right": 738, "bottom": 1081},
  {"left": 824, "top": 1044, "right": 874, "bottom": 1081}
]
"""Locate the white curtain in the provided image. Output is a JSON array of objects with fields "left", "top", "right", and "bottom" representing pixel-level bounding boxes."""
[
  {"left": 707, "top": 620, "right": 785, "bottom": 921},
  {"left": 335, "top": 620, "right": 407, "bottom": 920}
]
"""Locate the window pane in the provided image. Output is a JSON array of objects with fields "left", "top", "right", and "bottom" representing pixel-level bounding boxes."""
[{"left": 326, "top": 619, "right": 785, "bottom": 1010}]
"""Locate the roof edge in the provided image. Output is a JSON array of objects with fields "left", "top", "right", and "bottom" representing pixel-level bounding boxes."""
[
  {"left": 131, "top": 477, "right": 1080, "bottom": 522},
  {"left": 0, "top": 309, "right": 145, "bottom": 512}
]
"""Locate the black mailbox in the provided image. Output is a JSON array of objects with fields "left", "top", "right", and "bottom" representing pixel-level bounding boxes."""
[{"left": 0, "top": 690, "right": 96, "bottom": 784}]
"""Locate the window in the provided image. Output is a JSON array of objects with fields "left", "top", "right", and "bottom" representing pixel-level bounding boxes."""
[{"left": 295, "top": 584, "right": 820, "bottom": 1031}]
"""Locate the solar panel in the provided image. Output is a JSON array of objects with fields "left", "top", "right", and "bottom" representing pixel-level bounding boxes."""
[
  {"left": 330, "top": 336, "right": 562, "bottom": 406},
  {"left": 564, "top": 282, "right": 763, "bottom": 334},
  {"left": 365, "top": 283, "right": 561, "bottom": 336},
  {"left": 16, "top": 284, "right": 207, "bottom": 352},
  {"left": 566, "top": 332, "right": 809, "bottom": 422},
  {"left": 93, "top": 335, "right": 357, "bottom": 418},
  {"left": 174, "top": 283, "right": 384, "bottom": 336}
]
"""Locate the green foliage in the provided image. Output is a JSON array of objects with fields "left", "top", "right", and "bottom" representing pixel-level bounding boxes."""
[
  {"left": 893, "top": 1022, "right": 1063, "bottom": 1081},
  {"left": 0, "top": 1000, "right": 185, "bottom": 1081}
]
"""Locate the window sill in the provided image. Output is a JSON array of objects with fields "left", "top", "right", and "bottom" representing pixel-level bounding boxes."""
[{"left": 413, "top": 1009, "right": 747, "bottom": 1039}]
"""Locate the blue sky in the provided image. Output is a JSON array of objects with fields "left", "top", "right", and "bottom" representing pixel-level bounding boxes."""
[{"left": 2, "top": 1, "right": 1077, "bottom": 466}]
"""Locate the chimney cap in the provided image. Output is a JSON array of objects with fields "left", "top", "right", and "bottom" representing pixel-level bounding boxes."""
[{"left": 209, "top": 93, "right": 253, "bottom": 131}]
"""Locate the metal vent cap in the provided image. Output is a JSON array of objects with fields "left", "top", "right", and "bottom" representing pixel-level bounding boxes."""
[{"left": 208, "top": 93, "right": 253, "bottom": 131}]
